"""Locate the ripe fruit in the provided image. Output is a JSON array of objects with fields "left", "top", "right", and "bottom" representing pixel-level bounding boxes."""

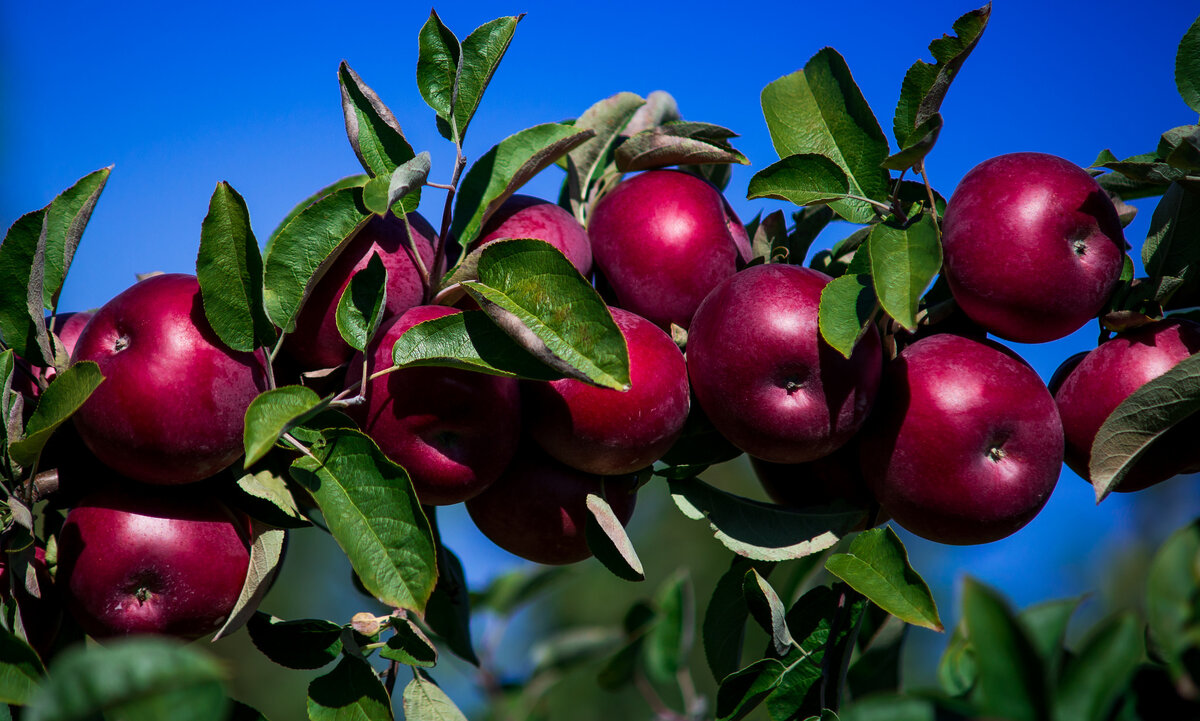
[
  {"left": 1053, "top": 319, "right": 1200, "bottom": 491},
  {"left": 686, "top": 263, "right": 882, "bottom": 464},
  {"left": 284, "top": 211, "right": 437, "bottom": 370},
  {"left": 860, "top": 334, "right": 1063, "bottom": 545},
  {"left": 71, "top": 273, "right": 268, "bottom": 485},
  {"left": 57, "top": 483, "right": 251, "bottom": 640},
  {"left": 523, "top": 307, "right": 689, "bottom": 475},
  {"left": 941, "top": 152, "right": 1125, "bottom": 343},
  {"left": 349, "top": 305, "right": 521, "bottom": 506},
  {"left": 588, "top": 169, "right": 751, "bottom": 330},
  {"left": 474, "top": 195, "right": 592, "bottom": 275},
  {"left": 465, "top": 444, "right": 637, "bottom": 565}
]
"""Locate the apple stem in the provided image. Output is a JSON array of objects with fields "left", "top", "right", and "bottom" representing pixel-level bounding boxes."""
[
  {"left": 430, "top": 130, "right": 468, "bottom": 300},
  {"left": 916, "top": 161, "right": 941, "bottom": 233},
  {"left": 282, "top": 433, "right": 319, "bottom": 463},
  {"left": 397, "top": 213, "right": 432, "bottom": 303},
  {"left": 425, "top": 181, "right": 454, "bottom": 191}
]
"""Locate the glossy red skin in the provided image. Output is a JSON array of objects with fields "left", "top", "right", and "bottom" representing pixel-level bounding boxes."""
[
  {"left": 687, "top": 264, "right": 882, "bottom": 464},
  {"left": 524, "top": 308, "right": 689, "bottom": 475},
  {"left": 0, "top": 546, "right": 61, "bottom": 659},
  {"left": 57, "top": 484, "right": 251, "bottom": 640},
  {"left": 71, "top": 274, "right": 268, "bottom": 485},
  {"left": 473, "top": 195, "right": 592, "bottom": 276},
  {"left": 588, "top": 170, "right": 751, "bottom": 330},
  {"left": 465, "top": 444, "right": 637, "bottom": 565},
  {"left": 1054, "top": 319, "right": 1200, "bottom": 491},
  {"left": 348, "top": 305, "right": 521, "bottom": 506},
  {"left": 941, "top": 152, "right": 1125, "bottom": 343},
  {"left": 285, "top": 211, "right": 437, "bottom": 370},
  {"left": 861, "top": 334, "right": 1063, "bottom": 545}
]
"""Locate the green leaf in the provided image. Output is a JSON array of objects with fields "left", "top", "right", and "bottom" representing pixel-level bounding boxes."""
[
  {"left": 362, "top": 176, "right": 390, "bottom": 216},
  {"left": 716, "top": 658, "right": 786, "bottom": 721},
  {"left": 247, "top": 613, "right": 343, "bottom": 670},
  {"left": 10, "top": 361, "right": 103, "bottom": 468},
  {"left": 335, "top": 252, "right": 388, "bottom": 353},
  {"left": 1053, "top": 612, "right": 1144, "bottom": 721},
  {"left": 644, "top": 571, "right": 694, "bottom": 683},
  {"left": 262, "top": 186, "right": 370, "bottom": 333},
  {"left": 243, "top": 385, "right": 328, "bottom": 467},
  {"left": 615, "top": 121, "right": 748, "bottom": 172},
  {"left": 747, "top": 153, "right": 855, "bottom": 209},
  {"left": 425, "top": 545, "right": 479, "bottom": 666},
  {"left": 383, "top": 615, "right": 438, "bottom": 667},
  {"left": 267, "top": 175, "right": 369, "bottom": 246},
  {"left": 1089, "top": 352, "right": 1200, "bottom": 502},
  {"left": 868, "top": 215, "right": 942, "bottom": 331},
  {"left": 41, "top": 166, "right": 111, "bottom": 310},
  {"left": 881, "top": 114, "right": 944, "bottom": 172},
  {"left": 848, "top": 609, "right": 908, "bottom": 699},
  {"left": 0, "top": 210, "right": 49, "bottom": 365},
  {"left": 761, "top": 48, "right": 890, "bottom": 223},
  {"left": 818, "top": 274, "right": 877, "bottom": 359},
  {"left": 531, "top": 627, "right": 623, "bottom": 674},
  {"left": 232, "top": 466, "right": 310, "bottom": 528},
  {"left": 765, "top": 585, "right": 844, "bottom": 718},
  {"left": 825, "top": 527, "right": 943, "bottom": 632},
  {"left": 1144, "top": 183, "right": 1200, "bottom": 301},
  {"left": 0, "top": 628, "right": 44, "bottom": 704},
  {"left": 669, "top": 476, "right": 863, "bottom": 561},
  {"left": 386, "top": 151, "right": 432, "bottom": 211},
  {"left": 584, "top": 493, "right": 644, "bottom": 582},
  {"left": 743, "top": 569, "right": 794, "bottom": 656},
  {"left": 339, "top": 62, "right": 418, "bottom": 205},
  {"left": 290, "top": 427, "right": 437, "bottom": 613},
  {"left": 416, "top": 10, "right": 461, "bottom": 139},
  {"left": 402, "top": 672, "right": 468, "bottom": 721},
  {"left": 1177, "top": 15, "right": 1200, "bottom": 114},
  {"left": 1146, "top": 520, "right": 1200, "bottom": 688},
  {"left": 471, "top": 565, "right": 569, "bottom": 617},
  {"left": 1018, "top": 597, "right": 1081, "bottom": 680},
  {"left": 564, "top": 92, "right": 647, "bottom": 218},
  {"left": 837, "top": 695, "right": 944, "bottom": 721},
  {"left": 307, "top": 654, "right": 392, "bottom": 721},
  {"left": 748, "top": 210, "right": 789, "bottom": 263},
  {"left": 1165, "top": 127, "right": 1200, "bottom": 170},
  {"left": 961, "top": 577, "right": 1049, "bottom": 721},
  {"left": 391, "top": 308, "right": 567, "bottom": 381},
  {"left": 451, "top": 15, "right": 522, "bottom": 143},
  {"left": 937, "top": 622, "right": 976, "bottom": 698},
  {"left": 211, "top": 521, "right": 287, "bottom": 641},
  {"left": 25, "top": 638, "right": 227, "bottom": 721},
  {"left": 197, "top": 182, "right": 276, "bottom": 352},
  {"left": 462, "top": 238, "right": 630, "bottom": 390},
  {"left": 704, "top": 557, "right": 774, "bottom": 682},
  {"left": 451, "top": 123, "right": 596, "bottom": 247}
]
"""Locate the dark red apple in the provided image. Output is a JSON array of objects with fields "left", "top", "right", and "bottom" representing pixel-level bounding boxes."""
[
  {"left": 71, "top": 273, "right": 268, "bottom": 485},
  {"left": 750, "top": 442, "right": 882, "bottom": 522},
  {"left": 284, "top": 211, "right": 437, "bottom": 371},
  {"left": 57, "top": 483, "right": 251, "bottom": 640},
  {"left": 473, "top": 195, "right": 592, "bottom": 275},
  {"left": 0, "top": 545, "right": 61, "bottom": 659},
  {"left": 348, "top": 305, "right": 521, "bottom": 506},
  {"left": 860, "top": 334, "right": 1063, "bottom": 545},
  {"left": 587, "top": 169, "right": 751, "bottom": 330},
  {"left": 465, "top": 443, "right": 637, "bottom": 565},
  {"left": 686, "top": 263, "right": 882, "bottom": 464},
  {"left": 941, "top": 152, "right": 1125, "bottom": 343},
  {"left": 1053, "top": 319, "right": 1200, "bottom": 492},
  {"left": 523, "top": 307, "right": 689, "bottom": 475}
]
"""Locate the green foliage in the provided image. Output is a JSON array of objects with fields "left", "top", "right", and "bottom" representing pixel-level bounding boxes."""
[
  {"left": 243, "top": 385, "right": 328, "bottom": 467},
  {"left": 10, "top": 361, "right": 103, "bottom": 468},
  {"left": 867, "top": 215, "right": 942, "bottom": 331},
  {"left": 614, "top": 121, "right": 748, "bottom": 171},
  {"left": 402, "top": 671, "right": 469, "bottom": 721},
  {"left": 584, "top": 493, "right": 645, "bottom": 582},
  {"left": 307, "top": 654, "right": 392, "bottom": 721},
  {"left": 1177, "top": 15, "right": 1200, "bottom": 114},
  {"left": 0, "top": 628, "right": 43, "bottom": 705},
  {"left": 339, "top": 61, "right": 420, "bottom": 212},
  {"left": 825, "top": 527, "right": 943, "bottom": 632},
  {"left": 334, "top": 251, "right": 388, "bottom": 352},
  {"left": 818, "top": 273, "right": 877, "bottom": 358}
]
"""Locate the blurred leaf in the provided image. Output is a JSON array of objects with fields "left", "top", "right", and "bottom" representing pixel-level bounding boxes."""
[
  {"left": 335, "top": 252, "right": 388, "bottom": 353},
  {"left": 937, "top": 622, "right": 976, "bottom": 698},
  {"left": 416, "top": 10, "right": 461, "bottom": 139},
  {"left": 402, "top": 671, "right": 468, "bottom": 721},
  {"left": 0, "top": 628, "right": 43, "bottom": 704},
  {"left": 1053, "top": 612, "right": 1144, "bottom": 721},
  {"left": 424, "top": 545, "right": 478, "bottom": 666},
  {"left": 615, "top": 121, "right": 748, "bottom": 171},
  {"left": 383, "top": 616, "right": 438, "bottom": 667},
  {"left": 212, "top": 522, "right": 287, "bottom": 641},
  {"left": 229, "top": 701, "right": 270, "bottom": 721},
  {"left": 1144, "top": 183, "right": 1200, "bottom": 301},
  {"left": 645, "top": 571, "right": 694, "bottom": 683},
  {"left": 597, "top": 601, "right": 658, "bottom": 690},
  {"left": 290, "top": 427, "right": 437, "bottom": 614},
  {"left": 307, "top": 654, "right": 391, "bottom": 721},
  {"left": 705, "top": 557, "right": 775, "bottom": 682},
  {"left": 531, "top": 627, "right": 623, "bottom": 674},
  {"left": 584, "top": 493, "right": 644, "bottom": 582},
  {"left": 471, "top": 565, "right": 569, "bottom": 617},
  {"left": 961, "top": 577, "right": 1049, "bottom": 721},
  {"left": 1146, "top": 520, "right": 1200, "bottom": 688},
  {"left": 716, "top": 658, "right": 786, "bottom": 721},
  {"left": 1177, "top": 15, "right": 1200, "bottom": 113},
  {"left": 11, "top": 361, "right": 103, "bottom": 468},
  {"left": 1019, "top": 596, "right": 1081, "bottom": 680},
  {"left": 837, "top": 694, "right": 949, "bottom": 721},
  {"left": 243, "top": 386, "right": 328, "bottom": 467},
  {"left": 848, "top": 610, "right": 908, "bottom": 699},
  {"left": 564, "top": 92, "right": 646, "bottom": 218},
  {"left": 267, "top": 175, "right": 369, "bottom": 246},
  {"left": 391, "top": 309, "right": 563, "bottom": 380},
  {"left": 743, "top": 569, "right": 795, "bottom": 656},
  {"left": 819, "top": 274, "right": 877, "bottom": 358},
  {"left": 748, "top": 153, "right": 857, "bottom": 210},
  {"left": 868, "top": 215, "right": 942, "bottom": 330},
  {"left": 247, "top": 613, "right": 343, "bottom": 670},
  {"left": 339, "top": 62, "right": 418, "bottom": 201}
]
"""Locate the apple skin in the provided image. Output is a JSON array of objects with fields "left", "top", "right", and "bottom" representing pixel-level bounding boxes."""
[
  {"left": 71, "top": 273, "right": 269, "bottom": 485},
  {"left": 686, "top": 263, "right": 882, "bottom": 464},
  {"left": 1053, "top": 319, "right": 1200, "bottom": 492},
  {"left": 56, "top": 483, "right": 251, "bottom": 640},
  {"left": 473, "top": 195, "right": 592, "bottom": 276},
  {"left": 284, "top": 211, "right": 437, "bottom": 371},
  {"left": 523, "top": 307, "right": 690, "bottom": 475},
  {"left": 860, "top": 334, "right": 1063, "bottom": 545},
  {"left": 347, "top": 305, "right": 521, "bottom": 506},
  {"left": 0, "top": 546, "right": 61, "bottom": 659},
  {"left": 750, "top": 442, "right": 885, "bottom": 529},
  {"left": 940, "top": 152, "right": 1125, "bottom": 343},
  {"left": 588, "top": 169, "right": 751, "bottom": 330},
  {"left": 465, "top": 443, "right": 638, "bottom": 565}
]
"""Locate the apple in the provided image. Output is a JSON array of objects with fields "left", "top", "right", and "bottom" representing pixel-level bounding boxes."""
[
  {"left": 750, "top": 442, "right": 882, "bottom": 522},
  {"left": 12, "top": 311, "right": 93, "bottom": 400},
  {"left": 473, "top": 195, "right": 592, "bottom": 275},
  {"left": 860, "top": 334, "right": 1063, "bottom": 545},
  {"left": 686, "top": 263, "right": 882, "bottom": 464},
  {"left": 56, "top": 482, "right": 251, "bottom": 640},
  {"left": 348, "top": 305, "right": 521, "bottom": 506},
  {"left": 523, "top": 307, "right": 689, "bottom": 475},
  {"left": 71, "top": 273, "right": 269, "bottom": 485},
  {"left": 284, "top": 211, "right": 438, "bottom": 371},
  {"left": 0, "top": 545, "right": 61, "bottom": 659},
  {"left": 587, "top": 169, "right": 751, "bottom": 330},
  {"left": 465, "top": 443, "right": 637, "bottom": 565},
  {"left": 1053, "top": 318, "right": 1200, "bottom": 491},
  {"left": 940, "top": 152, "right": 1126, "bottom": 343}
]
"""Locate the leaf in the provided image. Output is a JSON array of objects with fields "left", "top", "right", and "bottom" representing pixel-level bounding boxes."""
[
  {"left": 246, "top": 613, "right": 343, "bottom": 670},
  {"left": 748, "top": 210, "right": 789, "bottom": 263},
  {"left": 669, "top": 476, "right": 863, "bottom": 561},
  {"left": 267, "top": 175, "right": 369, "bottom": 246},
  {"left": 1146, "top": 520, "right": 1200, "bottom": 688},
  {"left": 243, "top": 386, "right": 327, "bottom": 467},
  {"left": 451, "top": 123, "right": 596, "bottom": 247},
  {"left": 417, "top": 10, "right": 461, "bottom": 137},
  {"left": 761, "top": 48, "right": 890, "bottom": 223},
  {"left": 339, "top": 62, "right": 418, "bottom": 199},
  {"left": 25, "top": 637, "right": 227, "bottom": 721},
  {"left": 402, "top": 674, "right": 469, "bottom": 721},
  {"left": 232, "top": 466, "right": 310, "bottom": 528},
  {"left": 390, "top": 308, "right": 568, "bottom": 381},
  {"left": 387, "top": 151, "right": 432, "bottom": 211},
  {"left": 383, "top": 615, "right": 438, "bottom": 667},
  {"left": 0, "top": 210, "right": 49, "bottom": 365},
  {"left": 462, "top": 238, "right": 630, "bottom": 390},
  {"left": 451, "top": 15, "right": 522, "bottom": 143},
  {"left": 424, "top": 545, "right": 478, "bottom": 666},
  {"left": 765, "top": 585, "right": 844, "bottom": 718},
  {"left": 748, "top": 153, "right": 855, "bottom": 209},
  {"left": 584, "top": 493, "right": 644, "bottom": 582},
  {"left": 471, "top": 565, "right": 569, "bottom": 616},
  {"left": 211, "top": 522, "right": 287, "bottom": 641},
  {"left": 1089, "top": 352, "right": 1200, "bottom": 502},
  {"left": 41, "top": 166, "right": 111, "bottom": 310},
  {"left": 743, "top": 568, "right": 795, "bottom": 656},
  {"left": 825, "top": 527, "right": 943, "bottom": 632},
  {"left": 961, "top": 577, "right": 1049, "bottom": 721},
  {"left": 10, "top": 361, "right": 103, "bottom": 468},
  {"left": 197, "top": 182, "right": 276, "bottom": 352},
  {"left": 290, "top": 427, "right": 437, "bottom": 613},
  {"left": 868, "top": 215, "right": 942, "bottom": 331},
  {"left": 705, "top": 557, "right": 774, "bottom": 682},
  {"left": 1144, "top": 183, "right": 1200, "bottom": 300},
  {"left": 1018, "top": 597, "right": 1081, "bottom": 680},
  {"left": 307, "top": 654, "right": 392, "bottom": 721},
  {"left": 881, "top": 113, "right": 944, "bottom": 172},
  {"left": 937, "top": 622, "right": 976, "bottom": 698},
  {"left": 565, "top": 92, "right": 646, "bottom": 217},
  {"left": 644, "top": 571, "right": 694, "bottom": 683},
  {"left": 615, "top": 122, "right": 748, "bottom": 171},
  {"left": 0, "top": 628, "right": 44, "bottom": 704},
  {"left": 837, "top": 695, "right": 945, "bottom": 721},
  {"left": 1053, "top": 612, "right": 1143, "bottom": 721},
  {"left": 716, "top": 658, "right": 786, "bottom": 721},
  {"left": 531, "top": 627, "right": 623, "bottom": 674},
  {"left": 1177, "top": 15, "right": 1200, "bottom": 114},
  {"left": 818, "top": 274, "right": 877, "bottom": 358},
  {"left": 335, "top": 252, "right": 388, "bottom": 352}
]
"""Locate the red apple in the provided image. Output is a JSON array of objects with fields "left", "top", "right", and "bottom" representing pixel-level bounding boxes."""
[
  {"left": 473, "top": 195, "right": 592, "bottom": 275},
  {"left": 71, "top": 273, "right": 268, "bottom": 485},
  {"left": 941, "top": 152, "right": 1125, "bottom": 343},
  {"left": 57, "top": 483, "right": 251, "bottom": 640},
  {"left": 523, "top": 307, "right": 689, "bottom": 475},
  {"left": 587, "top": 169, "right": 751, "bottom": 330},
  {"left": 750, "top": 442, "right": 881, "bottom": 521},
  {"left": 348, "top": 305, "right": 521, "bottom": 506},
  {"left": 686, "top": 263, "right": 882, "bottom": 464},
  {"left": 1053, "top": 319, "right": 1200, "bottom": 491},
  {"left": 284, "top": 211, "right": 437, "bottom": 371},
  {"left": 860, "top": 334, "right": 1063, "bottom": 545}
]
